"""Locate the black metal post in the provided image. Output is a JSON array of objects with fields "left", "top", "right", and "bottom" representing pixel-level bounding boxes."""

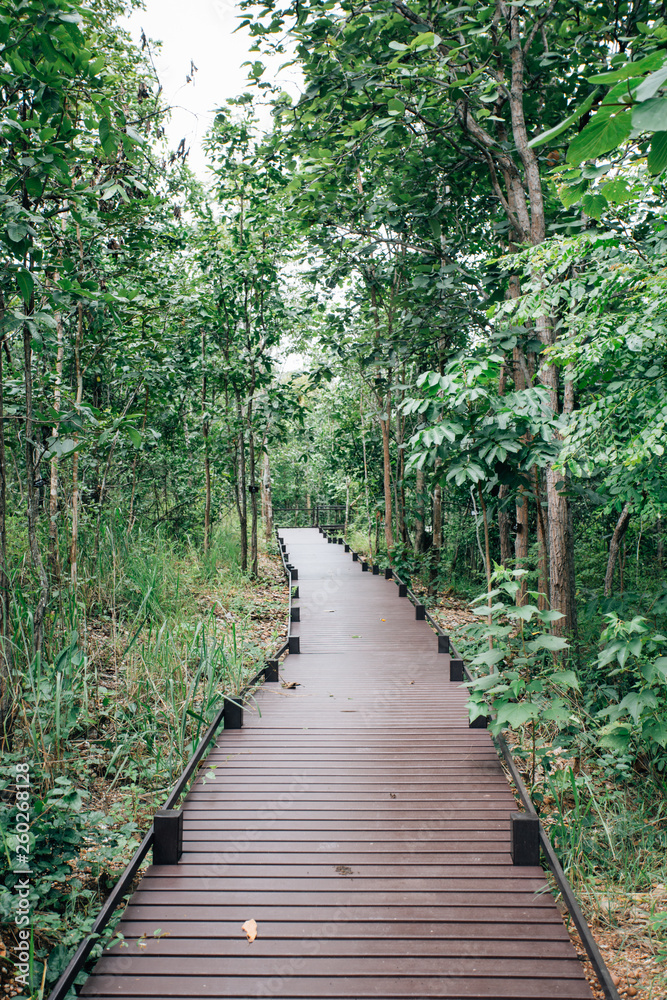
[
  {"left": 511, "top": 813, "right": 540, "bottom": 866},
  {"left": 385, "top": 567, "right": 393, "bottom": 580},
  {"left": 415, "top": 604, "right": 425, "bottom": 620},
  {"left": 223, "top": 697, "right": 243, "bottom": 729},
  {"left": 153, "top": 809, "right": 183, "bottom": 865},
  {"left": 288, "top": 635, "right": 300, "bottom": 654},
  {"left": 265, "top": 660, "right": 279, "bottom": 682},
  {"left": 437, "top": 633, "right": 449, "bottom": 653},
  {"left": 450, "top": 658, "right": 464, "bottom": 682},
  {"left": 291, "top": 606, "right": 300, "bottom": 622}
]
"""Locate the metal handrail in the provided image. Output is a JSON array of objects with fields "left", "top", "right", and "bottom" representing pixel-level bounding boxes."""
[
  {"left": 47, "top": 547, "right": 293, "bottom": 1000},
  {"left": 335, "top": 538, "right": 619, "bottom": 1000}
]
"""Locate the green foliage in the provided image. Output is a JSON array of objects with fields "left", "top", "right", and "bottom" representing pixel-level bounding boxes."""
[{"left": 458, "top": 567, "right": 574, "bottom": 742}]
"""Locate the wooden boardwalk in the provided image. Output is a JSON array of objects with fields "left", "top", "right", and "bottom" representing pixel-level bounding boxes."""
[{"left": 82, "top": 527, "right": 593, "bottom": 1000}]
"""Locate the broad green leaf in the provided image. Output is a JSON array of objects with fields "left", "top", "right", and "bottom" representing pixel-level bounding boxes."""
[
  {"left": 587, "top": 50, "right": 666, "bottom": 84},
  {"left": 635, "top": 63, "right": 667, "bottom": 100},
  {"left": 581, "top": 193, "right": 608, "bottom": 219},
  {"left": 654, "top": 656, "right": 667, "bottom": 679},
  {"left": 127, "top": 427, "right": 142, "bottom": 448},
  {"left": 471, "top": 648, "right": 505, "bottom": 667},
  {"left": 7, "top": 221, "right": 27, "bottom": 242},
  {"left": 550, "top": 670, "right": 580, "bottom": 691},
  {"left": 509, "top": 604, "right": 539, "bottom": 621},
  {"left": 526, "top": 633, "right": 570, "bottom": 652},
  {"left": 618, "top": 690, "right": 658, "bottom": 723},
  {"left": 648, "top": 131, "right": 667, "bottom": 173},
  {"left": 17, "top": 269, "right": 34, "bottom": 304},
  {"left": 558, "top": 179, "right": 587, "bottom": 208},
  {"left": 642, "top": 719, "right": 667, "bottom": 748},
  {"left": 599, "top": 178, "right": 632, "bottom": 204},
  {"left": 495, "top": 702, "right": 539, "bottom": 727},
  {"left": 410, "top": 32, "right": 440, "bottom": 49},
  {"left": 99, "top": 116, "right": 118, "bottom": 158},
  {"left": 567, "top": 112, "right": 632, "bottom": 164},
  {"left": 632, "top": 96, "right": 667, "bottom": 132},
  {"left": 599, "top": 724, "right": 633, "bottom": 751},
  {"left": 387, "top": 98, "right": 405, "bottom": 116}
]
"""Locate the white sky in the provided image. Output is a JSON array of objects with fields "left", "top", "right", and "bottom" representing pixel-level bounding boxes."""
[{"left": 121, "top": 0, "right": 301, "bottom": 179}]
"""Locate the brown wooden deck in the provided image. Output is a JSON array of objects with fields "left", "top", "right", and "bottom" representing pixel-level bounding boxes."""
[{"left": 81, "top": 527, "right": 593, "bottom": 999}]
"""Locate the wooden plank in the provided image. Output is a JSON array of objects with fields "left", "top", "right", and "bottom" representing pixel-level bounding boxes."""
[{"left": 81, "top": 974, "right": 593, "bottom": 998}]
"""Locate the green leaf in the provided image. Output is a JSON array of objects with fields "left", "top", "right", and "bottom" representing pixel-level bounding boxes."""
[
  {"left": 528, "top": 89, "right": 600, "bottom": 148},
  {"left": 509, "top": 604, "right": 540, "bottom": 621},
  {"left": 567, "top": 112, "right": 632, "bottom": 165},
  {"left": 550, "top": 670, "right": 580, "bottom": 691},
  {"left": 6, "top": 221, "right": 27, "bottom": 242},
  {"left": 581, "top": 193, "right": 608, "bottom": 219},
  {"left": 558, "top": 179, "right": 588, "bottom": 208},
  {"left": 587, "top": 50, "right": 666, "bottom": 84},
  {"left": 17, "top": 269, "right": 34, "bottom": 304},
  {"left": 387, "top": 98, "right": 405, "bottom": 116},
  {"left": 632, "top": 96, "right": 667, "bottom": 132},
  {"left": 635, "top": 63, "right": 667, "bottom": 101},
  {"left": 410, "top": 31, "right": 440, "bottom": 49},
  {"left": 599, "top": 178, "right": 632, "bottom": 204},
  {"left": 471, "top": 648, "right": 505, "bottom": 667},
  {"left": 648, "top": 131, "right": 667, "bottom": 173},
  {"left": 99, "top": 116, "right": 118, "bottom": 158},
  {"left": 495, "top": 702, "right": 539, "bottom": 727},
  {"left": 127, "top": 427, "right": 142, "bottom": 448},
  {"left": 642, "top": 718, "right": 667, "bottom": 748},
  {"left": 526, "top": 633, "right": 570, "bottom": 652}
]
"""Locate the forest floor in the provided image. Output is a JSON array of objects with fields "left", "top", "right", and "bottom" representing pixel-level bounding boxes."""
[{"left": 429, "top": 595, "right": 667, "bottom": 1000}]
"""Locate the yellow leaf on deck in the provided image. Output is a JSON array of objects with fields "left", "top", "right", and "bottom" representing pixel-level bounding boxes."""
[{"left": 242, "top": 918, "right": 258, "bottom": 942}]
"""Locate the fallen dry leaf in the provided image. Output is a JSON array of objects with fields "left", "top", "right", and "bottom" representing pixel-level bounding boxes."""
[
  {"left": 242, "top": 918, "right": 258, "bottom": 942},
  {"left": 281, "top": 680, "right": 300, "bottom": 689}
]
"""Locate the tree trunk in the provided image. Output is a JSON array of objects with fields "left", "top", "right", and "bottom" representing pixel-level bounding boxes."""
[
  {"left": 477, "top": 482, "right": 494, "bottom": 649},
  {"left": 537, "top": 316, "right": 577, "bottom": 637},
  {"left": 380, "top": 409, "right": 394, "bottom": 555},
  {"left": 235, "top": 392, "right": 248, "bottom": 572},
  {"left": 247, "top": 393, "right": 258, "bottom": 579},
  {"left": 657, "top": 515, "right": 664, "bottom": 570},
  {"left": 128, "top": 386, "right": 149, "bottom": 531},
  {"left": 344, "top": 476, "right": 350, "bottom": 538},
  {"left": 24, "top": 301, "right": 49, "bottom": 653},
  {"left": 534, "top": 466, "right": 549, "bottom": 609},
  {"left": 498, "top": 485, "right": 512, "bottom": 566},
  {"left": 359, "top": 389, "right": 373, "bottom": 555},
  {"left": 414, "top": 468, "right": 427, "bottom": 553},
  {"left": 49, "top": 295, "right": 64, "bottom": 579},
  {"left": 261, "top": 450, "right": 273, "bottom": 541},
  {"left": 512, "top": 344, "right": 529, "bottom": 598},
  {"left": 604, "top": 504, "right": 632, "bottom": 597},
  {"left": 429, "top": 479, "right": 443, "bottom": 597},
  {"left": 0, "top": 313, "right": 13, "bottom": 746},
  {"left": 202, "top": 330, "right": 211, "bottom": 554}
]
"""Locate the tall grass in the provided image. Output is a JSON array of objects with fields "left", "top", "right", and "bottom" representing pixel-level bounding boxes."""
[{"left": 8, "top": 513, "right": 274, "bottom": 793}]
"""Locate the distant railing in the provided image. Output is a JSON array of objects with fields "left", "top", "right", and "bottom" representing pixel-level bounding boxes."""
[{"left": 273, "top": 504, "right": 346, "bottom": 528}]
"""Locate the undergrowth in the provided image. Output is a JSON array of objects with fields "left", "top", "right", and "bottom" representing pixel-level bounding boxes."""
[{"left": 0, "top": 514, "right": 286, "bottom": 997}]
